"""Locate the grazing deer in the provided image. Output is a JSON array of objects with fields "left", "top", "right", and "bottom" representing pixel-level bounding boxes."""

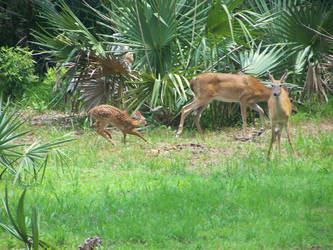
[
  {"left": 267, "top": 71, "right": 296, "bottom": 158},
  {"left": 87, "top": 105, "right": 149, "bottom": 145},
  {"left": 176, "top": 73, "right": 272, "bottom": 138}
]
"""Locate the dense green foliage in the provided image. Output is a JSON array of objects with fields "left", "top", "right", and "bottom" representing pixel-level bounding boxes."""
[
  {"left": 17, "top": 67, "right": 66, "bottom": 112},
  {"left": 0, "top": 47, "right": 37, "bottom": 100}
]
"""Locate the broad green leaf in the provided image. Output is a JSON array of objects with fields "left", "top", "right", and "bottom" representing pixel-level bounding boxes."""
[
  {"left": 16, "top": 189, "right": 28, "bottom": 241},
  {"left": 31, "top": 207, "right": 39, "bottom": 250}
]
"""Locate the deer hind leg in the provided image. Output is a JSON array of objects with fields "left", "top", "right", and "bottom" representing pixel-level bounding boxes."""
[
  {"left": 240, "top": 100, "right": 249, "bottom": 138},
  {"left": 96, "top": 121, "right": 115, "bottom": 145},
  {"left": 104, "top": 128, "right": 113, "bottom": 139},
  {"left": 267, "top": 125, "right": 276, "bottom": 158},
  {"left": 94, "top": 120, "right": 112, "bottom": 139},
  {"left": 128, "top": 130, "right": 150, "bottom": 143},
  {"left": 122, "top": 132, "right": 127, "bottom": 144},
  {"left": 192, "top": 104, "right": 208, "bottom": 136},
  {"left": 93, "top": 120, "right": 99, "bottom": 128},
  {"left": 249, "top": 103, "right": 266, "bottom": 136},
  {"left": 286, "top": 121, "right": 296, "bottom": 157},
  {"left": 176, "top": 99, "right": 205, "bottom": 137}
]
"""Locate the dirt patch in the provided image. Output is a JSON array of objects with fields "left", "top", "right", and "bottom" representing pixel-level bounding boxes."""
[
  {"left": 298, "top": 118, "right": 333, "bottom": 135},
  {"left": 20, "top": 109, "right": 86, "bottom": 128},
  {"left": 150, "top": 142, "right": 209, "bottom": 156}
]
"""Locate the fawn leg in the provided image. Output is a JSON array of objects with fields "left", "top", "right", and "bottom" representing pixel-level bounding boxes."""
[
  {"left": 128, "top": 130, "right": 149, "bottom": 143},
  {"left": 122, "top": 132, "right": 127, "bottom": 144},
  {"left": 104, "top": 128, "right": 113, "bottom": 139},
  {"left": 96, "top": 122, "right": 115, "bottom": 145}
]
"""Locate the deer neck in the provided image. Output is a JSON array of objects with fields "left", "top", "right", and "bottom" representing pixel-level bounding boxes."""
[{"left": 273, "top": 91, "right": 287, "bottom": 114}]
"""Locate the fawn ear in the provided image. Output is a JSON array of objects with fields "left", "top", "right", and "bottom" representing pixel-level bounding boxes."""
[{"left": 132, "top": 110, "right": 142, "bottom": 119}]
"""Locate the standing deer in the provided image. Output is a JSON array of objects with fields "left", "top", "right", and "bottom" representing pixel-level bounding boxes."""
[
  {"left": 176, "top": 73, "right": 272, "bottom": 138},
  {"left": 267, "top": 71, "right": 296, "bottom": 158},
  {"left": 87, "top": 105, "right": 149, "bottom": 145}
]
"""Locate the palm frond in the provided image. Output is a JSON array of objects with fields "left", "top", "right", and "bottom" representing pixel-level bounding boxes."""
[{"left": 234, "top": 43, "right": 289, "bottom": 77}]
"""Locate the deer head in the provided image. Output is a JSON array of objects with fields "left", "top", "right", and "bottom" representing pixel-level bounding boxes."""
[
  {"left": 131, "top": 110, "right": 147, "bottom": 126},
  {"left": 268, "top": 70, "right": 288, "bottom": 97}
]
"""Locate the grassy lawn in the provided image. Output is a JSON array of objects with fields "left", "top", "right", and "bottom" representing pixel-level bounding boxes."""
[{"left": 0, "top": 114, "right": 332, "bottom": 249}]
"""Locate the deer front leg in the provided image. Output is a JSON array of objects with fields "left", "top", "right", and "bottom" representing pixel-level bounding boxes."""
[
  {"left": 176, "top": 100, "right": 202, "bottom": 137},
  {"left": 128, "top": 130, "right": 150, "bottom": 144},
  {"left": 193, "top": 104, "right": 208, "bottom": 137},
  {"left": 277, "top": 126, "right": 283, "bottom": 159},
  {"left": 267, "top": 125, "right": 276, "bottom": 159},
  {"left": 122, "top": 132, "right": 127, "bottom": 144}
]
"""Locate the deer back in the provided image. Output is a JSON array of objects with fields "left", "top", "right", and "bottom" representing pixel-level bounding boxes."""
[{"left": 190, "top": 73, "right": 271, "bottom": 102}]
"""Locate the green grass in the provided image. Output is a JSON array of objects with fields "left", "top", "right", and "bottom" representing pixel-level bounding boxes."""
[{"left": 0, "top": 115, "right": 332, "bottom": 249}]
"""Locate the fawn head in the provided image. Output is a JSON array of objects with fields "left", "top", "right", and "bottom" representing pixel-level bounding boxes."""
[
  {"left": 268, "top": 70, "right": 288, "bottom": 97},
  {"left": 131, "top": 110, "right": 147, "bottom": 126}
]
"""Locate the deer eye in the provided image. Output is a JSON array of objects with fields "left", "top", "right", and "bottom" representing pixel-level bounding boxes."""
[{"left": 279, "top": 84, "right": 283, "bottom": 87}]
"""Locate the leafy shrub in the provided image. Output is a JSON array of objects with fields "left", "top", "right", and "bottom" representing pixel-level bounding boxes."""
[
  {"left": 18, "top": 66, "right": 66, "bottom": 112},
  {"left": 0, "top": 47, "right": 38, "bottom": 100}
]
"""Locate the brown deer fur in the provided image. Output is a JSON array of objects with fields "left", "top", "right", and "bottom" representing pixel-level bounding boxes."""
[
  {"left": 267, "top": 71, "right": 296, "bottom": 158},
  {"left": 88, "top": 105, "right": 148, "bottom": 144},
  {"left": 176, "top": 73, "right": 272, "bottom": 137}
]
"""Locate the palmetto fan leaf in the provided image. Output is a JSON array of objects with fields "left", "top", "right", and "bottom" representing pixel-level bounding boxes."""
[
  {"left": 207, "top": 0, "right": 255, "bottom": 44},
  {"left": 126, "top": 72, "right": 191, "bottom": 114},
  {"left": 273, "top": 1, "right": 333, "bottom": 57},
  {"left": 100, "top": 0, "right": 178, "bottom": 76},
  {"left": 232, "top": 43, "right": 288, "bottom": 77},
  {"left": 270, "top": 1, "right": 333, "bottom": 102},
  {"left": 100, "top": 0, "right": 210, "bottom": 76},
  {"left": 34, "top": 0, "right": 133, "bottom": 111}
]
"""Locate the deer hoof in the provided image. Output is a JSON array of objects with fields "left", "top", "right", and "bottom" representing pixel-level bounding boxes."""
[{"left": 257, "top": 128, "right": 264, "bottom": 136}]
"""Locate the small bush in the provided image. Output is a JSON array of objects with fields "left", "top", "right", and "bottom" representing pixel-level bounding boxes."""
[
  {"left": 18, "top": 66, "right": 66, "bottom": 111},
  {"left": 0, "top": 46, "right": 38, "bottom": 100}
]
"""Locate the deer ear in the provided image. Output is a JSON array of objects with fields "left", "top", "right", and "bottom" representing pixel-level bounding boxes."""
[
  {"left": 267, "top": 71, "right": 274, "bottom": 82},
  {"left": 132, "top": 110, "right": 142, "bottom": 119},
  {"left": 280, "top": 70, "right": 288, "bottom": 82}
]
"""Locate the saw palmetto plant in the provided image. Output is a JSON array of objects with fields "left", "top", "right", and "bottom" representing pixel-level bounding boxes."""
[
  {"left": 0, "top": 186, "right": 50, "bottom": 249},
  {"left": 249, "top": 0, "right": 333, "bottom": 103},
  {"left": 33, "top": 0, "right": 133, "bottom": 112},
  {"left": 0, "top": 96, "right": 73, "bottom": 184}
]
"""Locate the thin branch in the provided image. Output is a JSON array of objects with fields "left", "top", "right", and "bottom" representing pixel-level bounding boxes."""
[
  {"left": 207, "top": 45, "right": 244, "bottom": 71},
  {"left": 185, "top": 0, "right": 198, "bottom": 69},
  {"left": 134, "top": 0, "right": 153, "bottom": 75},
  {"left": 301, "top": 23, "right": 333, "bottom": 41}
]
